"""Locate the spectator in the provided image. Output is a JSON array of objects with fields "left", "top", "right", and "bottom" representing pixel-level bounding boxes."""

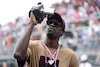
[
  {"left": 14, "top": 11, "right": 79, "bottom": 67},
  {"left": 2, "top": 62, "right": 7, "bottom": 67},
  {"left": 79, "top": 54, "right": 92, "bottom": 67}
]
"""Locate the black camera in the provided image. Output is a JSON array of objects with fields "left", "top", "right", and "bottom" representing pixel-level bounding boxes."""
[{"left": 29, "top": 2, "right": 55, "bottom": 23}]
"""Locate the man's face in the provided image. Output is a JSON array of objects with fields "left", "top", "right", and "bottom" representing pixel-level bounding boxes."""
[{"left": 46, "top": 19, "right": 64, "bottom": 39}]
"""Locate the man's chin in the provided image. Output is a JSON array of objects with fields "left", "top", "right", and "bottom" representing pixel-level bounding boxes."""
[{"left": 47, "top": 33, "right": 55, "bottom": 38}]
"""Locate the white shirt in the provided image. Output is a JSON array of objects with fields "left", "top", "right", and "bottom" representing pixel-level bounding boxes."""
[{"left": 79, "top": 62, "right": 92, "bottom": 67}]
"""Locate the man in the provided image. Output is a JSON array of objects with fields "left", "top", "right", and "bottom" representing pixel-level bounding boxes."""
[
  {"left": 14, "top": 8, "right": 79, "bottom": 67},
  {"left": 79, "top": 54, "right": 92, "bottom": 67}
]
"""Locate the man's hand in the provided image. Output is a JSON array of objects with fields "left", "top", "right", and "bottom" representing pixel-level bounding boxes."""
[{"left": 30, "top": 7, "right": 38, "bottom": 25}]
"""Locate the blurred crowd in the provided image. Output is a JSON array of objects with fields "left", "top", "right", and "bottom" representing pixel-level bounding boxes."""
[
  {"left": 0, "top": 0, "right": 100, "bottom": 55},
  {"left": 53, "top": 0, "right": 100, "bottom": 51}
]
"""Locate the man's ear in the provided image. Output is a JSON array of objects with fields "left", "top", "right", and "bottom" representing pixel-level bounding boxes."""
[{"left": 61, "top": 31, "right": 64, "bottom": 36}]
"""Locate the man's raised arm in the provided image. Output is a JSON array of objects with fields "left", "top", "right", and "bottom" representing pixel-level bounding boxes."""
[{"left": 13, "top": 11, "right": 38, "bottom": 66}]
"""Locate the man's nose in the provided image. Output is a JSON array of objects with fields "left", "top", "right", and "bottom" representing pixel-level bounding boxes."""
[{"left": 50, "top": 22, "right": 55, "bottom": 27}]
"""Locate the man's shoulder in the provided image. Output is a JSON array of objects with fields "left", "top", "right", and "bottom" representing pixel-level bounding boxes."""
[
  {"left": 29, "top": 40, "right": 42, "bottom": 42},
  {"left": 61, "top": 45, "right": 77, "bottom": 56},
  {"left": 61, "top": 46, "right": 79, "bottom": 65},
  {"left": 28, "top": 40, "right": 43, "bottom": 47}
]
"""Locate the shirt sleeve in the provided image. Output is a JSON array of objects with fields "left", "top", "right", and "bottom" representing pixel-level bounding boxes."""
[
  {"left": 26, "top": 48, "right": 31, "bottom": 61},
  {"left": 70, "top": 53, "right": 79, "bottom": 67},
  {"left": 26, "top": 40, "right": 38, "bottom": 61},
  {"left": 26, "top": 40, "right": 38, "bottom": 62}
]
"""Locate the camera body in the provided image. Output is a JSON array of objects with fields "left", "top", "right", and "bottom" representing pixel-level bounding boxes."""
[{"left": 29, "top": 2, "right": 55, "bottom": 23}]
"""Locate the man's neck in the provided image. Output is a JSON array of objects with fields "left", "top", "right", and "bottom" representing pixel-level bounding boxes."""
[{"left": 44, "top": 38, "right": 59, "bottom": 49}]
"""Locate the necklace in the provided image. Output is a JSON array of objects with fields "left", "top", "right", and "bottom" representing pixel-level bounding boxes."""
[{"left": 44, "top": 43, "right": 60, "bottom": 67}]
